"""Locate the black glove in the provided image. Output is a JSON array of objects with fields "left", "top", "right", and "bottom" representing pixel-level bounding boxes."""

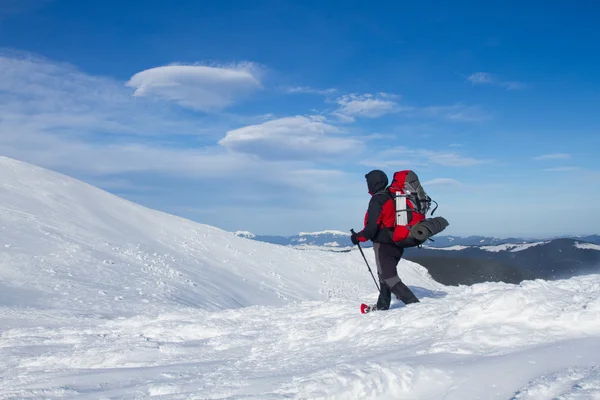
[{"left": 350, "top": 231, "right": 360, "bottom": 245}]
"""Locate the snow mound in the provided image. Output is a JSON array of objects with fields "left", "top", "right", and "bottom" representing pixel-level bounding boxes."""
[
  {"left": 234, "top": 230, "right": 256, "bottom": 238},
  {"left": 513, "top": 366, "right": 600, "bottom": 399},
  {"left": 0, "top": 156, "right": 441, "bottom": 314}
]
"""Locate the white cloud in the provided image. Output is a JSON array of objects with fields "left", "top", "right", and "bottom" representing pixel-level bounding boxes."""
[
  {"left": 333, "top": 93, "right": 405, "bottom": 122},
  {"left": 467, "top": 72, "right": 525, "bottom": 90},
  {"left": 423, "top": 178, "right": 463, "bottom": 186},
  {"left": 364, "top": 147, "right": 491, "bottom": 168},
  {"left": 0, "top": 128, "right": 241, "bottom": 177},
  {"left": 359, "top": 159, "right": 428, "bottom": 169},
  {"left": 423, "top": 104, "right": 491, "bottom": 122},
  {"left": 0, "top": 52, "right": 360, "bottom": 200},
  {"left": 218, "top": 115, "right": 362, "bottom": 160},
  {"left": 467, "top": 72, "right": 495, "bottom": 85},
  {"left": 328, "top": 93, "right": 488, "bottom": 124},
  {"left": 543, "top": 167, "right": 580, "bottom": 172},
  {"left": 431, "top": 152, "right": 488, "bottom": 167},
  {"left": 533, "top": 153, "right": 572, "bottom": 161},
  {"left": 1, "top": 127, "right": 359, "bottom": 200},
  {"left": 126, "top": 63, "right": 262, "bottom": 112},
  {"left": 284, "top": 86, "right": 337, "bottom": 95},
  {"left": 0, "top": 52, "right": 212, "bottom": 137}
]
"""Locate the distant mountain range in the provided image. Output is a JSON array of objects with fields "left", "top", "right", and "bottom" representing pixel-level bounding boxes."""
[
  {"left": 234, "top": 230, "right": 600, "bottom": 249},
  {"left": 234, "top": 231, "right": 600, "bottom": 286},
  {"left": 234, "top": 230, "right": 352, "bottom": 248},
  {"left": 404, "top": 238, "right": 600, "bottom": 285}
]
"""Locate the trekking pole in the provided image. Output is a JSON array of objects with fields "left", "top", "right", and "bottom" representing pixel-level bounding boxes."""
[{"left": 351, "top": 229, "right": 380, "bottom": 292}]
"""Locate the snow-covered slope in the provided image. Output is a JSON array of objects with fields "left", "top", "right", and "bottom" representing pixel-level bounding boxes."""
[
  {"left": 0, "top": 156, "right": 440, "bottom": 315},
  {"left": 1, "top": 156, "right": 599, "bottom": 399}
]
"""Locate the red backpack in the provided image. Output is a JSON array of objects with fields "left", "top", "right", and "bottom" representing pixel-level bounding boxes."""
[
  {"left": 388, "top": 170, "right": 437, "bottom": 242},
  {"left": 365, "top": 170, "right": 437, "bottom": 243}
]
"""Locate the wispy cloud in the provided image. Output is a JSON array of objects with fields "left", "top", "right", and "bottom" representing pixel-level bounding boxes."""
[
  {"left": 533, "top": 153, "right": 572, "bottom": 161},
  {"left": 1, "top": 124, "right": 360, "bottom": 201},
  {"left": 359, "top": 159, "right": 428, "bottom": 169},
  {"left": 423, "top": 104, "right": 491, "bottom": 122},
  {"left": 362, "top": 147, "right": 491, "bottom": 168},
  {"left": 543, "top": 167, "right": 580, "bottom": 172},
  {"left": 423, "top": 178, "right": 463, "bottom": 186},
  {"left": 219, "top": 115, "right": 362, "bottom": 161},
  {"left": 284, "top": 86, "right": 337, "bottom": 95},
  {"left": 127, "top": 63, "right": 262, "bottom": 112},
  {"left": 0, "top": 52, "right": 212, "bottom": 137},
  {"left": 332, "top": 93, "right": 406, "bottom": 122},
  {"left": 0, "top": 52, "right": 356, "bottom": 198},
  {"left": 467, "top": 72, "right": 525, "bottom": 90},
  {"left": 430, "top": 152, "right": 489, "bottom": 166}
]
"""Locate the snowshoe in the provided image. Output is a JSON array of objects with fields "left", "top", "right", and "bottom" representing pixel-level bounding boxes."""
[{"left": 360, "top": 303, "right": 375, "bottom": 314}]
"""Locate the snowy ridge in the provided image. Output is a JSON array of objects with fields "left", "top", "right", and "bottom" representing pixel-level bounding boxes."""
[
  {"left": 297, "top": 230, "right": 348, "bottom": 236},
  {"left": 422, "top": 245, "right": 470, "bottom": 251},
  {"left": 423, "top": 242, "right": 548, "bottom": 252},
  {"left": 480, "top": 241, "right": 548, "bottom": 252},
  {"left": 1, "top": 156, "right": 600, "bottom": 399},
  {"left": 575, "top": 242, "right": 600, "bottom": 251}
]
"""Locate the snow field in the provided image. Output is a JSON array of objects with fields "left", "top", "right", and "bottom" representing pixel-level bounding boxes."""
[
  {"left": 1, "top": 156, "right": 600, "bottom": 399},
  {"left": 2, "top": 275, "right": 600, "bottom": 399}
]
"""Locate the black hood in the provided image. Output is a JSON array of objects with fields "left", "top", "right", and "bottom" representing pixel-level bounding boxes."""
[{"left": 365, "top": 170, "right": 389, "bottom": 194}]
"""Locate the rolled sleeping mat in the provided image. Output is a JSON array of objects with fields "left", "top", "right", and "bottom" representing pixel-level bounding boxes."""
[{"left": 410, "top": 216, "right": 449, "bottom": 242}]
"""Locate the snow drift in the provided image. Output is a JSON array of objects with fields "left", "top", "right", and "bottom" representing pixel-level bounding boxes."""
[{"left": 1, "top": 156, "right": 599, "bottom": 399}]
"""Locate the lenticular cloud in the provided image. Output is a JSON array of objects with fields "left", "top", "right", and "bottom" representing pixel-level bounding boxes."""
[
  {"left": 127, "top": 63, "right": 261, "bottom": 112},
  {"left": 218, "top": 115, "right": 361, "bottom": 160}
]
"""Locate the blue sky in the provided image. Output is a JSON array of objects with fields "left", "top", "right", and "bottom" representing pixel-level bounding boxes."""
[{"left": 1, "top": 0, "right": 599, "bottom": 237}]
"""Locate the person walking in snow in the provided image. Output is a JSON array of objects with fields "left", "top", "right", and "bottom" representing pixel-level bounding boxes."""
[{"left": 351, "top": 169, "right": 420, "bottom": 310}]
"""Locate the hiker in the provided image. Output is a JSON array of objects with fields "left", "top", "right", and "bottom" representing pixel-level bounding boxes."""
[{"left": 351, "top": 169, "right": 420, "bottom": 310}]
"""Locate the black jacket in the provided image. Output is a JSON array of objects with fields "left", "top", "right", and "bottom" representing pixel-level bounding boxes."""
[{"left": 357, "top": 170, "right": 395, "bottom": 244}]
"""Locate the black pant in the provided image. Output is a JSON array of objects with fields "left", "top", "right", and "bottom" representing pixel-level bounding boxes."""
[{"left": 374, "top": 242, "right": 419, "bottom": 309}]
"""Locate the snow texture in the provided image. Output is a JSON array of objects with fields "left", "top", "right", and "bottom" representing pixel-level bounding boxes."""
[{"left": 1, "top": 156, "right": 600, "bottom": 399}]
